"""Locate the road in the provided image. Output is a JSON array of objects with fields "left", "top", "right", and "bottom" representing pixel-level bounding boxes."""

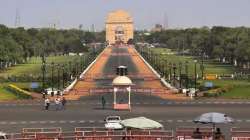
[{"left": 0, "top": 93, "right": 250, "bottom": 139}]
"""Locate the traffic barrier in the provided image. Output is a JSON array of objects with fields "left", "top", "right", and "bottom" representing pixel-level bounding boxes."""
[
  {"left": 176, "top": 127, "right": 213, "bottom": 140},
  {"left": 5, "top": 127, "right": 250, "bottom": 140},
  {"left": 231, "top": 127, "right": 250, "bottom": 140}
]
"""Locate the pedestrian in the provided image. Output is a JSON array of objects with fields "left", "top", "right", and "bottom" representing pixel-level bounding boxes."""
[
  {"left": 215, "top": 128, "right": 223, "bottom": 140},
  {"left": 44, "top": 98, "right": 50, "bottom": 110},
  {"left": 54, "top": 97, "right": 61, "bottom": 111},
  {"left": 101, "top": 96, "right": 106, "bottom": 109},
  {"left": 192, "top": 128, "right": 202, "bottom": 139},
  {"left": 61, "top": 97, "right": 67, "bottom": 110}
]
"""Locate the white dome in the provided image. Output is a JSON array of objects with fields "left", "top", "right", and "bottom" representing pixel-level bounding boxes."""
[{"left": 112, "top": 76, "right": 132, "bottom": 86}]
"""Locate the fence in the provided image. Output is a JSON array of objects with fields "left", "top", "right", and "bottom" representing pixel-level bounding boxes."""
[
  {"left": 4, "top": 127, "right": 250, "bottom": 140},
  {"left": 231, "top": 127, "right": 250, "bottom": 140},
  {"left": 5, "top": 127, "right": 174, "bottom": 140},
  {"left": 80, "top": 73, "right": 159, "bottom": 81},
  {"left": 176, "top": 127, "right": 214, "bottom": 140}
]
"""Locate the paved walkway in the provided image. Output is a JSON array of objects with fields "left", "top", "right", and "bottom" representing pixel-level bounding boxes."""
[{"left": 64, "top": 45, "right": 189, "bottom": 100}]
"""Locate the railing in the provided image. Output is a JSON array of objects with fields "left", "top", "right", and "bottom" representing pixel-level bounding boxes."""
[
  {"left": 5, "top": 128, "right": 174, "bottom": 140},
  {"left": 176, "top": 127, "right": 214, "bottom": 140},
  {"left": 80, "top": 73, "right": 159, "bottom": 81},
  {"left": 231, "top": 127, "right": 250, "bottom": 140},
  {"left": 6, "top": 127, "right": 250, "bottom": 140},
  {"left": 88, "top": 88, "right": 166, "bottom": 94}
]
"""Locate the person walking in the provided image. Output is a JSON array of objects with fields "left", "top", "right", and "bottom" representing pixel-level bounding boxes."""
[
  {"left": 101, "top": 96, "right": 106, "bottom": 109},
  {"left": 61, "top": 97, "right": 67, "bottom": 110},
  {"left": 54, "top": 97, "right": 61, "bottom": 111},
  {"left": 44, "top": 98, "right": 50, "bottom": 110}
]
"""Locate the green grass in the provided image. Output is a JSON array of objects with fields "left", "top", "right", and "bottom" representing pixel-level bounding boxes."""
[
  {"left": 0, "top": 55, "right": 82, "bottom": 77},
  {"left": 0, "top": 55, "right": 82, "bottom": 101},
  {"left": 0, "top": 82, "right": 34, "bottom": 101},
  {"left": 221, "top": 86, "right": 250, "bottom": 98},
  {"left": 200, "top": 80, "right": 250, "bottom": 99},
  {"left": 0, "top": 86, "right": 18, "bottom": 100},
  {"left": 151, "top": 48, "right": 250, "bottom": 99},
  {"left": 151, "top": 48, "right": 235, "bottom": 76}
]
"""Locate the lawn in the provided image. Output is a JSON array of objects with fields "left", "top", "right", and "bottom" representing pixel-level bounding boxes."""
[
  {"left": 151, "top": 48, "right": 235, "bottom": 76},
  {"left": 0, "top": 86, "right": 18, "bottom": 100},
  {"left": 0, "top": 55, "right": 82, "bottom": 77},
  {"left": 201, "top": 80, "right": 250, "bottom": 99},
  {"left": 222, "top": 86, "right": 250, "bottom": 98},
  {"left": 0, "top": 55, "right": 82, "bottom": 101},
  {"left": 151, "top": 48, "right": 250, "bottom": 99}
]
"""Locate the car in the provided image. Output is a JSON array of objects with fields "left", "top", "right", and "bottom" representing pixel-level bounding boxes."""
[
  {"left": 42, "top": 88, "right": 63, "bottom": 96},
  {"left": 104, "top": 116, "right": 123, "bottom": 130},
  {"left": 0, "top": 131, "right": 7, "bottom": 139}
]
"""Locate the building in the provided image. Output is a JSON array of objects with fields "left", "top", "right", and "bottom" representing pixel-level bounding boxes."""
[
  {"left": 106, "top": 10, "right": 134, "bottom": 44},
  {"left": 151, "top": 24, "right": 163, "bottom": 32}
]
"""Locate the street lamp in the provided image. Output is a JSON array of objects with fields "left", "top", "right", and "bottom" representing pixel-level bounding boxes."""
[
  {"left": 41, "top": 55, "right": 46, "bottom": 90},
  {"left": 179, "top": 62, "right": 182, "bottom": 89},
  {"left": 200, "top": 56, "right": 205, "bottom": 79},
  {"left": 51, "top": 62, "right": 55, "bottom": 92},
  {"left": 185, "top": 61, "right": 189, "bottom": 88},
  {"left": 168, "top": 62, "right": 172, "bottom": 82},
  {"left": 194, "top": 60, "right": 198, "bottom": 96},
  {"left": 173, "top": 63, "right": 177, "bottom": 87},
  {"left": 57, "top": 64, "right": 60, "bottom": 90},
  {"left": 62, "top": 64, "right": 65, "bottom": 89},
  {"left": 69, "top": 61, "right": 72, "bottom": 79}
]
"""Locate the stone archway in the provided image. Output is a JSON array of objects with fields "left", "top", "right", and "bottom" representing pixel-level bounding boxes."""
[{"left": 106, "top": 10, "right": 134, "bottom": 44}]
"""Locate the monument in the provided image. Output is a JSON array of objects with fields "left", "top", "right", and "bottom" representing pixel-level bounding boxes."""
[{"left": 106, "top": 10, "right": 134, "bottom": 44}]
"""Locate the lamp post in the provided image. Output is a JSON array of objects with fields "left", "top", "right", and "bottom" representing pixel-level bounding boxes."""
[
  {"left": 57, "top": 64, "right": 60, "bottom": 90},
  {"left": 41, "top": 55, "right": 46, "bottom": 90},
  {"left": 62, "top": 64, "right": 65, "bottom": 89},
  {"left": 173, "top": 63, "right": 177, "bottom": 87},
  {"left": 185, "top": 61, "right": 189, "bottom": 88},
  {"left": 69, "top": 61, "right": 72, "bottom": 80},
  {"left": 201, "top": 56, "right": 204, "bottom": 79},
  {"left": 168, "top": 62, "right": 172, "bottom": 82},
  {"left": 179, "top": 62, "right": 182, "bottom": 89},
  {"left": 194, "top": 60, "right": 198, "bottom": 96},
  {"left": 51, "top": 62, "right": 54, "bottom": 91},
  {"left": 166, "top": 61, "right": 169, "bottom": 80}
]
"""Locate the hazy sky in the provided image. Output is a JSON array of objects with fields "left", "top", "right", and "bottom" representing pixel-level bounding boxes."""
[{"left": 0, "top": 0, "right": 250, "bottom": 30}]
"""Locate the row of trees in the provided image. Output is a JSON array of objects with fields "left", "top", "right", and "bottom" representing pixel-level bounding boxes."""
[
  {"left": 135, "top": 26, "right": 250, "bottom": 70},
  {"left": 0, "top": 24, "right": 105, "bottom": 66}
]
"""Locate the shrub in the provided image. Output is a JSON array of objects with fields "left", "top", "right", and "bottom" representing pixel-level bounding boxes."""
[{"left": 5, "top": 84, "right": 32, "bottom": 99}]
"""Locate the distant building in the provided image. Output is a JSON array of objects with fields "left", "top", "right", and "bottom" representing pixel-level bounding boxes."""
[
  {"left": 151, "top": 24, "right": 163, "bottom": 32},
  {"left": 106, "top": 10, "right": 134, "bottom": 44}
]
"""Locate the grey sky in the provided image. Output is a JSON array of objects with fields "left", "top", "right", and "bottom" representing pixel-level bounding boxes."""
[{"left": 0, "top": 0, "right": 250, "bottom": 30}]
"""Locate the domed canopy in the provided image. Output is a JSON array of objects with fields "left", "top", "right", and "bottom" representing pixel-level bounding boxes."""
[
  {"left": 112, "top": 76, "right": 133, "bottom": 86},
  {"left": 106, "top": 10, "right": 133, "bottom": 23}
]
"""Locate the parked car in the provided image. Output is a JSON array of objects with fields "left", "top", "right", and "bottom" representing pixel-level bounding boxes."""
[
  {"left": 104, "top": 116, "right": 123, "bottom": 130},
  {"left": 42, "top": 88, "right": 63, "bottom": 96},
  {"left": 0, "top": 131, "right": 8, "bottom": 139}
]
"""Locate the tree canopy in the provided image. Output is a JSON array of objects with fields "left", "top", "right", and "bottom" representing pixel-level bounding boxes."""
[
  {"left": 0, "top": 25, "right": 105, "bottom": 65},
  {"left": 136, "top": 26, "right": 250, "bottom": 69}
]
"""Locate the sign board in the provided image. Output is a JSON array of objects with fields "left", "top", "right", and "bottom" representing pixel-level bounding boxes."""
[
  {"left": 204, "top": 82, "right": 213, "bottom": 88},
  {"left": 30, "top": 82, "right": 39, "bottom": 89},
  {"left": 205, "top": 74, "right": 217, "bottom": 80}
]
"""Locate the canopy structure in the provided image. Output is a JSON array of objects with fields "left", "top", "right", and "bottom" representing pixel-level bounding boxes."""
[
  {"left": 112, "top": 76, "right": 133, "bottom": 110},
  {"left": 194, "top": 112, "right": 234, "bottom": 124},
  {"left": 120, "top": 117, "right": 163, "bottom": 129},
  {"left": 112, "top": 76, "right": 132, "bottom": 86}
]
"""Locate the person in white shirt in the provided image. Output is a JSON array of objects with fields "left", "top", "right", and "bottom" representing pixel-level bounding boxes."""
[
  {"left": 54, "top": 97, "right": 61, "bottom": 111},
  {"left": 44, "top": 98, "right": 50, "bottom": 110}
]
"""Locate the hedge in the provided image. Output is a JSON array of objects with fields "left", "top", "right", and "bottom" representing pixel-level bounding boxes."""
[{"left": 5, "top": 84, "right": 32, "bottom": 99}]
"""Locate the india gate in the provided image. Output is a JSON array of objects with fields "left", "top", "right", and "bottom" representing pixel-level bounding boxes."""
[{"left": 106, "top": 10, "right": 134, "bottom": 44}]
